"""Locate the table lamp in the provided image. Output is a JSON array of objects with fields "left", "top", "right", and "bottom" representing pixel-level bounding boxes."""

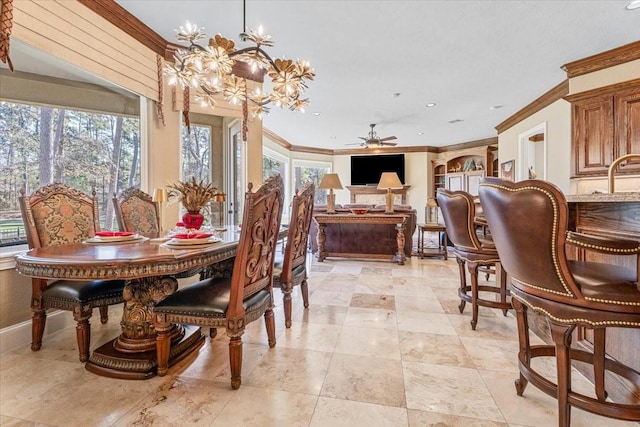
[
  {"left": 318, "top": 173, "right": 343, "bottom": 214},
  {"left": 377, "top": 172, "right": 403, "bottom": 214},
  {"left": 152, "top": 188, "right": 168, "bottom": 233}
]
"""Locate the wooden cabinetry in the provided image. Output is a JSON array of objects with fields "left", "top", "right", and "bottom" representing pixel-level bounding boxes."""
[{"left": 567, "top": 80, "right": 640, "bottom": 177}]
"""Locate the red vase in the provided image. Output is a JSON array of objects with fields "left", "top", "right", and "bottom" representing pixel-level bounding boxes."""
[{"left": 182, "top": 211, "right": 204, "bottom": 230}]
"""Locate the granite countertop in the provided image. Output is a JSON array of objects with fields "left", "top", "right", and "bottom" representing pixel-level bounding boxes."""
[{"left": 565, "top": 192, "right": 640, "bottom": 203}]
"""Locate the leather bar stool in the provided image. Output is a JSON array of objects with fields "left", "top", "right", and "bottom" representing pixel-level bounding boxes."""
[
  {"left": 479, "top": 177, "right": 640, "bottom": 426},
  {"left": 436, "top": 189, "right": 511, "bottom": 330}
]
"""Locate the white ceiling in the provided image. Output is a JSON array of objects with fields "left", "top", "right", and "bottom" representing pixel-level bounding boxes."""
[{"left": 6, "top": 1, "right": 640, "bottom": 150}]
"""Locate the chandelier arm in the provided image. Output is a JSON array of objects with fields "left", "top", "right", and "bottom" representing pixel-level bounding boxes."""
[{"left": 230, "top": 46, "right": 280, "bottom": 72}]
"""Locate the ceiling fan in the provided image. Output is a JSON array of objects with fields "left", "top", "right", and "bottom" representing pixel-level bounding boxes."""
[{"left": 346, "top": 124, "right": 398, "bottom": 148}]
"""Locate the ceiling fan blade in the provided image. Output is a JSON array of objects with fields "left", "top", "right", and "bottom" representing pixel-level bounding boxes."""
[
  {"left": 345, "top": 142, "right": 364, "bottom": 146},
  {"left": 381, "top": 142, "right": 398, "bottom": 146},
  {"left": 379, "top": 136, "right": 397, "bottom": 142},
  {"left": 358, "top": 137, "right": 368, "bottom": 141}
]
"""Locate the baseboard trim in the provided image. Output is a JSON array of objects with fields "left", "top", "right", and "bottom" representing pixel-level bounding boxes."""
[{"left": 0, "top": 311, "right": 75, "bottom": 354}]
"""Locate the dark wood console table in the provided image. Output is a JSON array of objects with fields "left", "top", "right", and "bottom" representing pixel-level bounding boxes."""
[{"left": 314, "top": 213, "right": 407, "bottom": 264}]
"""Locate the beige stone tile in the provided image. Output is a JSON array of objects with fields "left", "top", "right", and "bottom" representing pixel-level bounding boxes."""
[
  {"left": 321, "top": 353, "right": 406, "bottom": 407},
  {"left": 0, "top": 416, "right": 54, "bottom": 427},
  {"left": 308, "top": 288, "right": 354, "bottom": 307},
  {"left": 175, "top": 339, "right": 270, "bottom": 385},
  {"left": 113, "top": 376, "right": 234, "bottom": 426},
  {"left": 244, "top": 347, "right": 332, "bottom": 395},
  {"left": 407, "top": 409, "right": 508, "bottom": 426},
  {"left": 350, "top": 293, "right": 396, "bottom": 310},
  {"left": 403, "top": 361, "right": 504, "bottom": 422},
  {"left": 310, "top": 396, "right": 409, "bottom": 427},
  {"left": 360, "top": 266, "right": 394, "bottom": 276},
  {"left": 446, "top": 313, "right": 519, "bottom": 341},
  {"left": 399, "top": 331, "right": 475, "bottom": 368},
  {"left": 335, "top": 326, "right": 401, "bottom": 360},
  {"left": 344, "top": 306, "right": 398, "bottom": 330},
  {"left": 438, "top": 298, "right": 501, "bottom": 317},
  {"left": 396, "top": 311, "right": 457, "bottom": 336},
  {"left": 395, "top": 295, "right": 444, "bottom": 313},
  {"left": 479, "top": 369, "right": 636, "bottom": 427},
  {"left": 211, "top": 385, "right": 318, "bottom": 426},
  {"left": 353, "top": 279, "right": 396, "bottom": 295},
  {"left": 460, "top": 336, "right": 520, "bottom": 372},
  {"left": 290, "top": 303, "right": 348, "bottom": 326},
  {"left": 277, "top": 322, "right": 342, "bottom": 352}
]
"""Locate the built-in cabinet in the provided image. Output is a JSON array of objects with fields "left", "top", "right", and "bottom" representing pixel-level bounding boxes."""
[
  {"left": 567, "top": 80, "right": 640, "bottom": 177},
  {"left": 431, "top": 145, "right": 497, "bottom": 197}
]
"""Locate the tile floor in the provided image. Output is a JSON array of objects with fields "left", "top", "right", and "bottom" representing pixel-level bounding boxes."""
[{"left": 1, "top": 249, "right": 637, "bottom": 426}]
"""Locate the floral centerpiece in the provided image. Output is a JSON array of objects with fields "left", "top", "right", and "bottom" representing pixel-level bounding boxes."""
[{"left": 167, "top": 177, "right": 218, "bottom": 229}]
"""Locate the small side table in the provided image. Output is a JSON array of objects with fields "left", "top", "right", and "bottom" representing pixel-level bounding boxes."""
[{"left": 417, "top": 223, "right": 448, "bottom": 260}]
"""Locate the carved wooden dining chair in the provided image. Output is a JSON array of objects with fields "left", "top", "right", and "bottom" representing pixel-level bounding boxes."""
[
  {"left": 19, "top": 183, "right": 125, "bottom": 362},
  {"left": 272, "top": 182, "right": 315, "bottom": 328},
  {"left": 154, "top": 174, "right": 284, "bottom": 388},
  {"left": 112, "top": 187, "right": 161, "bottom": 238},
  {"left": 479, "top": 177, "right": 640, "bottom": 426},
  {"left": 436, "top": 188, "right": 511, "bottom": 330}
]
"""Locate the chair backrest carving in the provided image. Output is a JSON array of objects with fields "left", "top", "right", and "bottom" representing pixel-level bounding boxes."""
[
  {"left": 478, "top": 178, "right": 579, "bottom": 299},
  {"left": 19, "top": 183, "right": 100, "bottom": 248},
  {"left": 281, "top": 183, "right": 315, "bottom": 282},
  {"left": 436, "top": 189, "right": 483, "bottom": 252},
  {"left": 113, "top": 188, "right": 160, "bottom": 238},
  {"left": 228, "top": 174, "right": 284, "bottom": 318}
]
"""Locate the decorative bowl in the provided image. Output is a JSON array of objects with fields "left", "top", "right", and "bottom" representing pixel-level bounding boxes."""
[{"left": 350, "top": 208, "right": 369, "bottom": 215}]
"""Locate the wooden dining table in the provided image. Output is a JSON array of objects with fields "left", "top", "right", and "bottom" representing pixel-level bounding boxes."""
[{"left": 14, "top": 228, "right": 276, "bottom": 380}]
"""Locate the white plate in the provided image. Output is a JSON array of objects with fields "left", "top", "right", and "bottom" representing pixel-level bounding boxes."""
[{"left": 168, "top": 236, "right": 222, "bottom": 245}]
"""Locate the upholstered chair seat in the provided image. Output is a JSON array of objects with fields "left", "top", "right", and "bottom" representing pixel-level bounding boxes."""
[
  {"left": 478, "top": 177, "right": 640, "bottom": 426},
  {"left": 271, "top": 183, "right": 315, "bottom": 327},
  {"left": 19, "top": 183, "right": 125, "bottom": 362},
  {"left": 154, "top": 175, "right": 284, "bottom": 389},
  {"left": 437, "top": 189, "right": 511, "bottom": 330}
]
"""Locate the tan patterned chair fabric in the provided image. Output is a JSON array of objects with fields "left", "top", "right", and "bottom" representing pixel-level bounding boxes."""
[
  {"left": 272, "top": 182, "right": 315, "bottom": 328},
  {"left": 154, "top": 174, "right": 284, "bottom": 389},
  {"left": 19, "top": 182, "right": 125, "bottom": 362},
  {"left": 113, "top": 188, "right": 160, "bottom": 238},
  {"left": 478, "top": 177, "right": 640, "bottom": 426}
]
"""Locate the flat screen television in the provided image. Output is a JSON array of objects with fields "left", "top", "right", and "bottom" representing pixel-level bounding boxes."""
[{"left": 350, "top": 154, "right": 405, "bottom": 185}]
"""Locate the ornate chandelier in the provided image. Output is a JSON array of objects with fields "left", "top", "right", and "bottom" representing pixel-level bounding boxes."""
[{"left": 165, "top": 21, "right": 315, "bottom": 120}]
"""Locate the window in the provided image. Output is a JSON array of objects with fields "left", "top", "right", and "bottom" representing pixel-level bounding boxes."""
[
  {"left": 292, "top": 160, "right": 331, "bottom": 205},
  {"left": 263, "top": 147, "right": 290, "bottom": 215},
  {"left": 181, "top": 124, "right": 211, "bottom": 182},
  {"left": 0, "top": 102, "right": 140, "bottom": 245}
]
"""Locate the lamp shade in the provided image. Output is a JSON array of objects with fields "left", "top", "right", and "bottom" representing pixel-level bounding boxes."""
[
  {"left": 318, "top": 173, "right": 343, "bottom": 190},
  {"left": 152, "top": 188, "right": 168, "bottom": 202},
  {"left": 377, "top": 172, "right": 403, "bottom": 190}
]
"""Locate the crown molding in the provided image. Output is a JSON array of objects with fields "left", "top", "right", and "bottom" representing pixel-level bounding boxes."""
[
  {"left": 561, "top": 40, "right": 640, "bottom": 78},
  {"left": 495, "top": 79, "right": 569, "bottom": 134},
  {"left": 564, "top": 78, "right": 640, "bottom": 102},
  {"left": 435, "top": 137, "right": 498, "bottom": 153}
]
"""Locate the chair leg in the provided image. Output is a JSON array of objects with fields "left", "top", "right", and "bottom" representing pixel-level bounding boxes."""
[
  {"left": 282, "top": 283, "right": 293, "bottom": 329},
  {"left": 73, "top": 305, "right": 92, "bottom": 362},
  {"left": 456, "top": 257, "right": 467, "bottom": 313},
  {"left": 229, "top": 335, "right": 243, "bottom": 389},
  {"left": 550, "top": 321, "right": 576, "bottom": 427},
  {"left": 512, "top": 298, "right": 530, "bottom": 396},
  {"left": 301, "top": 277, "right": 309, "bottom": 309},
  {"left": 155, "top": 316, "right": 172, "bottom": 377},
  {"left": 592, "top": 328, "right": 608, "bottom": 401},
  {"left": 497, "top": 262, "right": 509, "bottom": 317},
  {"left": 469, "top": 262, "right": 479, "bottom": 330},
  {"left": 98, "top": 306, "right": 108, "bottom": 324},
  {"left": 31, "top": 308, "right": 47, "bottom": 352},
  {"left": 265, "top": 308, "right": 276, "bottom": 348}
]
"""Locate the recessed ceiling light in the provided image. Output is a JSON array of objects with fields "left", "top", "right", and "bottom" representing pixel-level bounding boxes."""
[
  {"left": 417, "top": 132, "right": 424, "bottom": 136},
  {"left": 312, "top": 112, "right": 321, "bottom": 116},
  {"left": 329, "top": 136, "right": 336, "bottom": 139},
  {"left": 425, "top": 103, "right": 436, "bottom": 107},
  {"left": 626, "top": 0, "right": 640, "bottom": 10},
  {"left": 392, "top": 92, "right": 401, "bottom": 98},
  {"left": 448, "top": 119, "right": 463, "bottom": 124},
  {"left": 490, "top": 105, "right": 504, "bottom": 110}
]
